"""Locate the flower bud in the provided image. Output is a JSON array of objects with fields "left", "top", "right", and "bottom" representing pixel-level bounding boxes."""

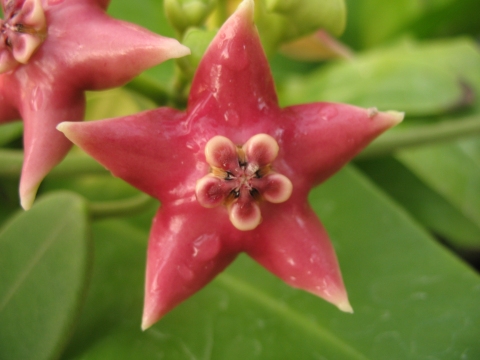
[
  {"left": 265, "top": 0, "right": 346, "bottom": 41},
  {"left": 177, "top": 27, "right": 216, "bottom": 79},
  {"left": 165, "top": 0, "right": 217, "bottom": 34}
]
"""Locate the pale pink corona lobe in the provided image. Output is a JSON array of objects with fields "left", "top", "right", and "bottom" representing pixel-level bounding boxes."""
[
  {"left": 0, "top": 0, "right": 190, "bottom": 209},
  {"left": 59, "top": 0, "right": 403, "bottom": 329}
]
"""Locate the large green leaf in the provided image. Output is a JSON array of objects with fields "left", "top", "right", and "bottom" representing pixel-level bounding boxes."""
[
  {"left": 0, "top": 122, "right": 23, "bottom": 147},
  {"left": 0, "top": 192, "right": 92, "bottom": 360},
  {"left": 280, "top": 38, "right": 475, "bottom": 117},
  {"left": 357, "top": 156, "right": 480, "bottom": 249},
  {"left": 341, "top": 0, "right": 470, "bottom": 49},
  {"left": 62, "top": 166, "right": 480, "bottom": 359},
  {"left": 396, "top": 144, "right": 480, "bottom": 249}
]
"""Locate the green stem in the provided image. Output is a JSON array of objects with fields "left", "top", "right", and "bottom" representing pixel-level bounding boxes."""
[
  {"left": 126, "top": 74, "right": 171, "bottom": 106},
  {"left": 171, "top": 62, "right": 190, "bottom": 109},
  {"left": 357, "top": 115, "right": 480, "bottom": 159},
  {"left": 89, "top": 193, "right": 158, "bottom": 220},
  {"left": 0, "top": 150, "right": 107, "bottom": 178}
]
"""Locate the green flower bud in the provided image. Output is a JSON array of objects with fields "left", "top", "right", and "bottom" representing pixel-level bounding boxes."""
[
  {"left": 265, "top": 0, "right": 346, "bottom": 40},
  {"left": 165, "top": 0, "right": 217, "bottom": 34},
  {"left": 178, "top": 27, "right": 217, "bottom": 79}
]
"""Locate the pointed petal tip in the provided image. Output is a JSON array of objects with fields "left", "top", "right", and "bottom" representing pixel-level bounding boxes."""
[
  {"left": 237, "top": 0, "right": 255, "bottom": 16},
  {"left": 161, "top": 38, "right": 191, "bottom": 59},
  {"left": 337, "top": 300, "right": 354, "bottom": 314},
  {"left": 20, "top": 190, "right": 35, "bottom": 210},
  {"left": 372, "top": 108, "right": 404, "bottom": 128},
  {"left": 141, "top": 316, "right": 155, "bottom": 331},
  {"left": 385, "top": 110, "right": 405, "bottom": 126},
  {"left": 56, "top": 121, "right": 78, "bottom": 141}
]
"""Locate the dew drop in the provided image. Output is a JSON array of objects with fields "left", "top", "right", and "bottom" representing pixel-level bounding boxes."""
[
  {"left": 192, "top": 234, "right": 221, "bottom": 261},
  {"left": 177, "top": 265, "right": 194, "bottom": 281},
  {"left": 224, "top": 109, "right": 239, "bottom": 126}
]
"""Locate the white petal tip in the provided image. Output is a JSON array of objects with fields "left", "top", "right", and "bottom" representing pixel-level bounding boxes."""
[
  {"left": 166, "top": 41, "right": 191, "bottom": 59},
  {"left": 238, "top": 0, "right": 255, "bottom": 14},
  {"left": 337, "top": 300, "right": 354, "bottom": 314},
  {"left": 141, "top": 320, "right": 152, "bottom": 331},
  {"left": 384, "top": 111, "right": 405, "bottom": 126},
  {"left": 20, "top": 190, "right": 36, "bottom": 210},
  {"left": 56, "top": 122, "right": 75, "bottom": 137}
]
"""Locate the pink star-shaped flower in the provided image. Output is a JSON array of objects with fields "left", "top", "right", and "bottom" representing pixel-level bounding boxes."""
[
  {"left": 58, "top": 0, "right": 403, "bottom": 329},
  {"left": 0, "top": 0, "right": 190, "bottom": 209}
]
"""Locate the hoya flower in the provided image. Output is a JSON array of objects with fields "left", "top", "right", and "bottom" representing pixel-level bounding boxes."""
[
  {"left": 59, "top": 0, "right": 403, "bottom": 329},
  {"left": 0, "top": 0, "right": 190, "bottom": 209}
]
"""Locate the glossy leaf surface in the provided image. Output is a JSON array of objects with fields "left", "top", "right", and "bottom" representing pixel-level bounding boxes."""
[
  {"left": 62, "top": 167, "right": 480, "bottom": 359},
  {"left": 0, "top": 192, "right": 91, "bottom": 360},
  {"left": 281, "top": 39, "right": 474, "bottom": 117}
]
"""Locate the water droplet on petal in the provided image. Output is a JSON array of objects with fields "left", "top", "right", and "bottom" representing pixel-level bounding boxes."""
[{"left": 192, "top": 234, "right": 221, "bottom": 261}]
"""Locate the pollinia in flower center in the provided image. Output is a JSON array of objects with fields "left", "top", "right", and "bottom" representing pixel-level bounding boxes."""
[
  {"left": 196, "top": 134, "right": 293, "bottom": 231},
  {"left": 0, "top": 0, "right": 47, "bottom": 72}
]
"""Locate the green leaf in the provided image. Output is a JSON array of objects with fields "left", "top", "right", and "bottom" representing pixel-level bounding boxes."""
[
  {"left": 342, "top": 0, "right": 459, "bottom": 48},
  {"left": 0, "top": 192, "right": 92, "bottom": 360},
  {"left": 0, "top": 122, "right": 23, "bottom": 147},
  {"left": 280, "top": 39, "right": 471, "bottom": 117},
  {"left": 396, "top": 143, "right": 480, "bottom": 249},
  {"left": 63, "top": 167, "right": 480, "bottom": 359},
  {"left": 357, "top": 156, "right": 480, "bottom": 249}
]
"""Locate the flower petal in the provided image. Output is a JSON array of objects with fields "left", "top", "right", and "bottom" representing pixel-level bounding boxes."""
[
  {"left": 142, "top": 205, "right": 236, "bottom": 329},
  {"left": 283, "top": 102, "right": 403, "bottom": 185},
  {"left": 204, "top": 135, "right": 239, "bottom": 170},
  {"left": 257, "top": 173, "right": 293, "bottom": 204},
  {"left": 246, "top": 203, "right": 352, "bottom": 313},
  {"left": 188, "top": 0, "right": 278, "bottom": 127},
  {"left": 12, "top": 34, "right": 43, "bottom": 64},
  {"left": 228, "top": 195, "right": 262, "bottom": 231},
  {"left": 58, "top": 108, "right": 198, "bottom": 202},
  {"left": 43, "top": 2, "right": 190, "bottom": 90},
  {"left": 195, "top": 174, "right": 230, "bottom": 208},
  {"left": 21, "top": 0, "right": 46, "bottom": 30},
  {"left": 242, "top": 133, "right": 279, "bottom": 166},
  {"left": 19, "top": 84, "right": 84, "bottom": 209}
]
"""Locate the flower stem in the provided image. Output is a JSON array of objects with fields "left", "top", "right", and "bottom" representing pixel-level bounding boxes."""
[
  {"left": 126, "top": 74, "right": 171, "bottom": 106},
  {"left": 0, "top": 150, "right": 107, "bottom": 178},
  {"left": 357, "top": 115, "right": 480, "bottom": 159},
  {"left": 88, "top": 193, "right": 158, "bottom": 220}
]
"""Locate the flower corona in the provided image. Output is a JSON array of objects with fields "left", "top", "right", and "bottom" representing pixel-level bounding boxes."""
[{"left": 196, "top": 134, "right": 293, "bottom": 230}]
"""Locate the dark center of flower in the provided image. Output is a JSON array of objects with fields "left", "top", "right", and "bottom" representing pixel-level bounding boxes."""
[{"left": 0, "top": 0, "right": 47, "bottom": 72}]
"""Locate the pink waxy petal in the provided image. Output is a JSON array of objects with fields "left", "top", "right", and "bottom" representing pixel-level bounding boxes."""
[
  {"left": 284, "top": 103, "right": 404, "bottom": 185},
  {"left": 188, "top": 0, "right": 278, "bottom": 127},
  {"left": 44, "top": 5, "right": 190, "bottom": 90},
  {"left": 142, "top": 205, "right": 237, "bottom": 330},
  {"left": 205, "top": 135, "right": 239, "bottom": 170},
  {"left": 259, "top": 173, "right": 293, "bottom": 203},
  {"left": 57, "top": 108, "right": 198, "bottom": 202},
  {"left": 242, "top": 133, "right": 279, "bottom": 166},
  {"left": 195, "top": 174, "right": 230, "bottom": 208},
  {"left": 0, "top": 52, "right": 18, "bottom": 77},
  {"left": 0, "top": 0, "right": 190, "bottom": 208},
  {"left": 59, "top": 0, "right": 402, "bottom": 327},
  {"left": 228, "top": 195, "right": 262, "bottom": 231},
  {"left": 247, "top": 203, "right": 352, "bottom": 313},
  {"left": 20, "top": 84, "right": 84, "bottom": 209}
]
